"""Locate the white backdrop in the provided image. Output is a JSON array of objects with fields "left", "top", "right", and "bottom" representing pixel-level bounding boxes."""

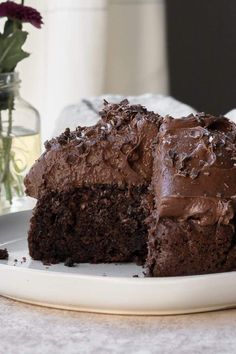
[{"left": 18, "top": 0, "right": 168, "bottom": 142}]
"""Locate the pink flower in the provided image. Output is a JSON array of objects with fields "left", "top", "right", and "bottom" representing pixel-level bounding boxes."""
[{"left": 0, "top": 1, "right": 43, "bottom": 28}]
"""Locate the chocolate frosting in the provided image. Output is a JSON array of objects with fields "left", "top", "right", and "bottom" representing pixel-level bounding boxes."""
[
  {"left": 25, "top": 100, "right": 161, "bottom": 198},
  {"left": 158, "top": 196, "right": 235, "bottom": 226},
  {"left": 25, "top": 102, "right": 236, "bottom": 228},
  {"left": 153, "top": 113, "right": 236, "bottom": 225}
]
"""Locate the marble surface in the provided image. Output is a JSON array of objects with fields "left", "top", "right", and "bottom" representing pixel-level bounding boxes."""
[{"left": 1, "top": 296, "right": 236, "bottom": 354}]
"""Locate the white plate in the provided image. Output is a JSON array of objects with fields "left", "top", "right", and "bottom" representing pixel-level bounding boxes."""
[{"left": 0, "top": 211, "right": 236, "bottom": 315}]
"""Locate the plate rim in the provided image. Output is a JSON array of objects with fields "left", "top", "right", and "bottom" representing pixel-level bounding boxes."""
[{"left": 1, "top": 261, "right": 236, "bottom": 283}]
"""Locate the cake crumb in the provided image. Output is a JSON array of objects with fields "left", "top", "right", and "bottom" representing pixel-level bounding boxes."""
[
  {"left": 43, "top": 260, "right": 52, "bottom": 266},
  {"left": 0, "top": 248, "right": 8, "bottom": 260},
  {"left": 64, "top": 258, "right": 75, "bottom": 267}
]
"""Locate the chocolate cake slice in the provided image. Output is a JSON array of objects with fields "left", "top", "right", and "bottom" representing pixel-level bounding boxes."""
[
  {"left": 146, "top": 114, "right": 236, "bottom": 276},
  {"left": 25, "top": 100, "right": 161, "bottom": 264}
]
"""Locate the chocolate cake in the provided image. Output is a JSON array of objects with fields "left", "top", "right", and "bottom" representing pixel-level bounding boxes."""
[
  {"left": 25, "top": 100, "right": 236, "bottom": 277},
  {"left": 147, "top": 114, "right": 236, "bottom": 276},
  {"left": 25, "top": 100, "right": 161, "bottom": 264}
]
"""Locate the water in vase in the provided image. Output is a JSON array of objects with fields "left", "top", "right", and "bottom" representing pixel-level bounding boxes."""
[{"left": 0, "top": 126, "right": 41, "bottom": 213}]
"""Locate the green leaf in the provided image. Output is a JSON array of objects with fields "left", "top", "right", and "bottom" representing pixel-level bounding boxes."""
[
  {"left": 0, "top": 30, "right": 30, "bottom": 73},
  {"left": 3, "top": 20, "right": 14, "bottom": 37},
  {"left": 4, "top": 20, "right": 23, "bottom": 37}
]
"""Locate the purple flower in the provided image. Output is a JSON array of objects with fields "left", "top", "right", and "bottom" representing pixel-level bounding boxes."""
[{"left": 0, "top": 1, "right": 43, "bottom": 28}]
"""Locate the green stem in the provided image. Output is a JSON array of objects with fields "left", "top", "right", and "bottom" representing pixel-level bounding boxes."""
[
  {"left": 1, "top": 95, "right": 13, "bottom": 204},
  {"left": 21, "top": 0, "right": 25, "bottom": 5},
  {"left": 0, "top": 110, "right": 2, "bottom": 134},
  {"left": 7, "top": 103, "right": 12, "bottom": 136}
]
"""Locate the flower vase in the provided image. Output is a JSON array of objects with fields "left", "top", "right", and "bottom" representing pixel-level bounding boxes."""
[{"left": 0, "top": 72, "right": 40, "bottom": 213}]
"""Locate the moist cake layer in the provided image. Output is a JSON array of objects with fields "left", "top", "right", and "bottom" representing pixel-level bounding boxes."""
[
  {"left": 147, "top": 217, "right": 236, "bottom": 277},
  {"left": 28, "top": 185, "right": 149, "bottom": 264}
]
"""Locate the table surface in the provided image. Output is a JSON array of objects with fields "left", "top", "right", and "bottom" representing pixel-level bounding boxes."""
[{"left": 1, "top": 296, "right": 236, "bottom": 354}]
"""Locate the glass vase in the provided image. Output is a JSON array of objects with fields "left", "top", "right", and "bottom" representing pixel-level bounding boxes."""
[{"left": 0, "top": 72, "right": 40, "bottom": 214}]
